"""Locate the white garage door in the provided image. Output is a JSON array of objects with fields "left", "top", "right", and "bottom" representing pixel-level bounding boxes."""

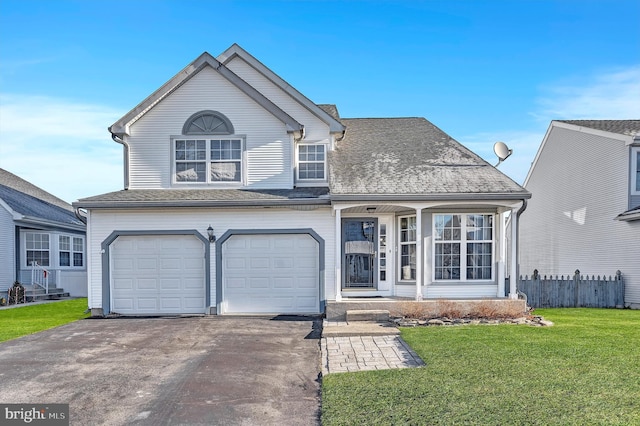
[
  {"left": 111, "top": 235, "right": 205, "bottom": 315},
  {"left": 222, "top": 234, "right": 320, "bottom": 314}
]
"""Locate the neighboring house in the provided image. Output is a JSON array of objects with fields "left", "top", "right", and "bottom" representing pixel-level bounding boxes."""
[
  {"left": 0, "top": 168, "right": 87, "bottom": 298},
  {"left": 74, "top": 44, "right": 530, "bottom": 316},
  {"left": 519, "top": 120, "right": 640, "bottom": 309}
]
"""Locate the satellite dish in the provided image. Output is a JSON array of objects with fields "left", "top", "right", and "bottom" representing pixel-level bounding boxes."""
[{"left": 493, "top": 141, "right": 513, "bottom": 166}]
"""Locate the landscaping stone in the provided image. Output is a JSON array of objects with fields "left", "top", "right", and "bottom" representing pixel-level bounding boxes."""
[{"left": 390, "top": 314, "right": 553, "bottom": 327}]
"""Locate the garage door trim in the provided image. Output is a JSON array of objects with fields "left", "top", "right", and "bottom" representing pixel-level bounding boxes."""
[
  {"left": 215, "top": 228, "right": 325, "bottom": 315},
  {"left": 101, "top": 230, "right": 209, "bottom": 315}
]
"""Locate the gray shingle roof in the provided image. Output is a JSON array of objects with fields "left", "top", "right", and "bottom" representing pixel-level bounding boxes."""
[
  {"left": 0, "top": 168, "right": 73, "bottom": 211},
  {"left": 0, "top": 183, "right": 84, "bottom": 227},
  {"left": 317, "top": 104, "right": 342, "bottom": 122},
  {"left": 556, "top": 120, "right": 640, "bottom": 137},
  {"left": 329, "top": 118, "right": 528, "bottom": 197},
  {"left": 75, "top": 187, "right": 330, "bottom": 208}
]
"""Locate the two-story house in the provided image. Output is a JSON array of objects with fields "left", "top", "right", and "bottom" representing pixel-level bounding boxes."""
[
  {"left": 519, "top": 120, "right": 640, "bottom": 308},
  {"left": 74, "top": 44, "right": 530, "bottom": 316}
]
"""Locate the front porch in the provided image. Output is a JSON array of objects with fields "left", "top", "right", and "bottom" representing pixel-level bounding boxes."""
[
  {"left": 332, "top": 201, "right": 525, "bottom": 304},
  {"left": 325, "top": 297, "right": 528, "bottom": 321}
]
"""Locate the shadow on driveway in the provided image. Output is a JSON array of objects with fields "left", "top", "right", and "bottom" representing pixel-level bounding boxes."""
[{"left": 0, "top": 316, "right": 322, "bottom": 425}]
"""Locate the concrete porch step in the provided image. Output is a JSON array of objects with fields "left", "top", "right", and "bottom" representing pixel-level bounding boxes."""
[
  {"left": 21, "top": 285, "right": 70, "bottom": 302},
  {"left": 322, "top": 320, "right": 400, "bottom": 338},
  {"left": 346, "top": 309, "right": 390, "bottom": 322},
  {"left": 26, "top": 292, "right": 70, "bottom": 302}
]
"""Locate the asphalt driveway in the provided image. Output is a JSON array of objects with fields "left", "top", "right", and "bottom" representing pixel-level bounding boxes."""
[{"left": 0, "top": 316, "right": 322, "bottom": 425}]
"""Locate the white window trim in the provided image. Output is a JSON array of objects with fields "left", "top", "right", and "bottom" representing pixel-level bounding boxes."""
[
  {"left": 432, "top": 213, "right": 495, "bottom": 283},
  {"left": 171, "top": 136, "right": 246, "bottom": 187},
  {"left": 58, "top": 235, "right": 85, "bottom": 269},
  {"left": 22, "top": 232, "right": 85, "bottom": 270},
  {"left": 296, "top": 143, "right": 328, "bottom": 185},
  {"left": 397, "top": 214, "right": 417, "bottom": 282},
  {"left": 24, "top": 232, "right": 50, "bottom": 268},
  {"left": 631, "top": 147, "right": 640, "bottom": 195}
]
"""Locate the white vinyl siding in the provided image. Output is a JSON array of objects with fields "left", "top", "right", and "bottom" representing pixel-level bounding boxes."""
[
  {"left": 126, "top": 67, "right": 292, "bottom": 189},
  {"left": 520, "top": 126, "right": 640, "bottom": 306},
  {"left": 224, "top": 56, "right": 331, "bottom": 141},
  {"left": 85, "top": 208, "right": 335, "bottom": 311},
  {"left": 0, "top": 207, "right": 15, "bottom": 292}
]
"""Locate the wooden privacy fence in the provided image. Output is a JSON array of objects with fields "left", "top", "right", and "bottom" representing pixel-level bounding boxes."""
[{"left": 509, "top": 270, "right": 624, "bottom": 308}]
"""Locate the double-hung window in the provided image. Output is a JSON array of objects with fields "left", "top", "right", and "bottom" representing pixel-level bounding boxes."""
[
  {"left": 632, "top": 147, "right": 640, "bottom": 195},
  {"left": 399, "top": 215, "right": 417, "bottom": 281},
  {"left": 298, "top": 144, "right": 326, "bottom": 180},
  {"left": 434, "top": 214, "right": 493, "bottom": 281},
  {"left": 26, "top": 233, "right": 50, "bottom": 267},
  {"left": 174, "top": 138, "right": 243, "bottom": 183},
  {"left": 59, "top": 236, "right": 84, "bottom": 267}
]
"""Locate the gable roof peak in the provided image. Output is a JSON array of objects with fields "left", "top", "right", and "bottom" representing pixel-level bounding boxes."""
[
  {"left": 109, "top": 47, "right": 303, "bottom": 137},
  {"left": 217, "top": 44, "right": 346, "bottom": 134}
]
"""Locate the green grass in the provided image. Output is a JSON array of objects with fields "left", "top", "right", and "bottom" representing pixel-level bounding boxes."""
[
  {"left": 322, "top": 308, "right": 640, "bottom": 425},
  {"left": 0, "top": 298, "right": 90, "bottom": 342}
]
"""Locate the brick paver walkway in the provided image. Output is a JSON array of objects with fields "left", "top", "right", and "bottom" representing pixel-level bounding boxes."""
[{"left": 321, "top": 334, "right": 425, "bottom": 374}]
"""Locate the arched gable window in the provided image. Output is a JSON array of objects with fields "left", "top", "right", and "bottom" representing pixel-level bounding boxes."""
[{"left": 182, "top": 110, "right": 234, "bottom": 135}]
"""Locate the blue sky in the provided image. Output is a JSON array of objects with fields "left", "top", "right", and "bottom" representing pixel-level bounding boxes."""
[{"left": 1, "top": 0, "right": 639, "bottom": 203}]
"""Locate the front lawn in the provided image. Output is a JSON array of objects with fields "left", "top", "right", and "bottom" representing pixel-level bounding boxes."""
[
  {"left": 0, "top": 298, "right": 90, "bottom": 342},
  {"left": 322, "top": 308, "right": 640, "bottom": 425}
]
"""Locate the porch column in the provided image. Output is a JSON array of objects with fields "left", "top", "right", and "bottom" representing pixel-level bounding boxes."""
[
  {"left": 335, "top": 207, "right": 342, "bottom": 301},
  {"left": 509, "top": 207, "right": 518, "bottom": 299},
  {"left": 415, "top": 207, "right": 423, "bottom": 301},
  {"left": 497, "top": 211, "right": 506, "bottom": 297}
]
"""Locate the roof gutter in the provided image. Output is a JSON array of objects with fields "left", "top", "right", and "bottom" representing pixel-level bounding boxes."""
[
  {"left": 73, "top": 198, "right": 331, "bottom": 209},
  {"left": 330, "top": 192, "right": 532, "bottom": 202},
  {"left": 16, "top": 216, "right": 86, "bottom": 232},
  {"left": 110, "top": 131, "right": 130, "bottom": 190}
]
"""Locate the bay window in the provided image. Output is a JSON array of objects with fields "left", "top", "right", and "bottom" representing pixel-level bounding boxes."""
[{"left": 434, "top": 214, "right": 493, "bottom": 281}]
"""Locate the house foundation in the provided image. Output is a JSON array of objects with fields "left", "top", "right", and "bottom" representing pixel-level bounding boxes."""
[{"left": 326, "top": 298, "right": 528, "bottom": 321}]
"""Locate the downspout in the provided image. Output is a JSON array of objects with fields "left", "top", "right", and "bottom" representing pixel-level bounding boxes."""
[
  {"left": 110, "top": 132, "right": 130, "bottom": 190},
  {"left": 515, "top": 198, "right": 528, "bottom": 291},
  {"left": 293, "top": 126, "right": 306, "bottom": 142},
  {"left": 74, "top": 208, "right": 87, "bottom": 225}
]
